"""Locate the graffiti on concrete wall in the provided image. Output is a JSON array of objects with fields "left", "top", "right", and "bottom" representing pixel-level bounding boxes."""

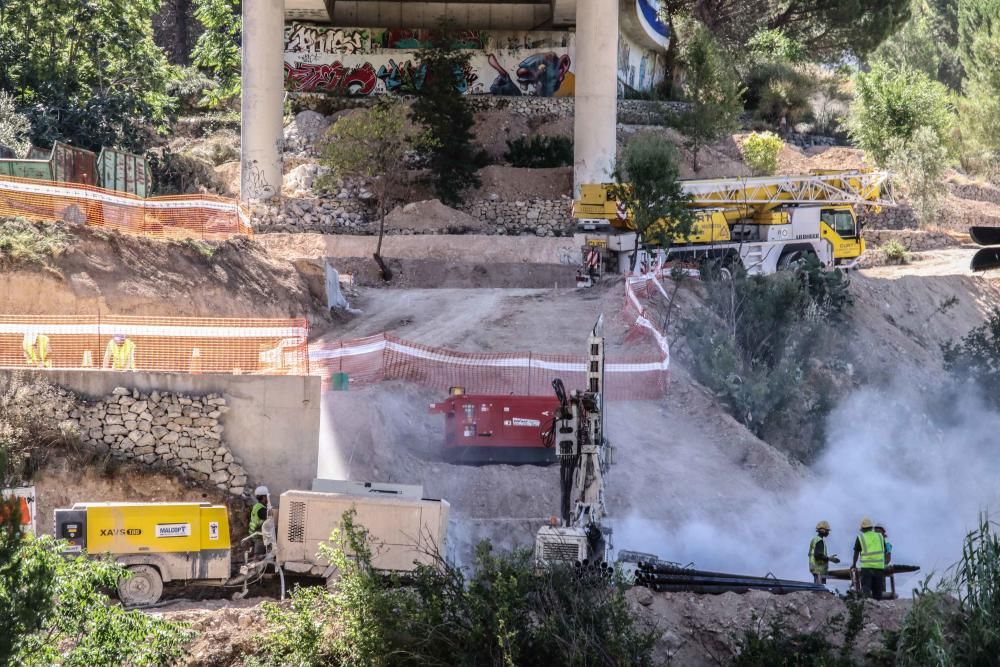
[
  {"left": 617, "top": 33, "right": 665, "bottom": 96},
  {"left": 286, "top": 25, "right": 370, "bottom": 54},
  {"left": 283, "top": 24, "right": 576, "bottom": 97},
  {"left": 380, "top": 28, "right": 489, "bottom": 50},
  {"left": 284, "top": 61, "right": 379, "bottom": 95}
]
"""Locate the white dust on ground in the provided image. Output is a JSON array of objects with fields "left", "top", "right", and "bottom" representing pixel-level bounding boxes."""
[
  {"left": 312, "top": 261, "right": 1000, "bottom": 587},
  {"left": 314, "top": 284, "right": 660, "bottom": 356},
  {"left": 313, "top": 283, "right": 801, "bottom": 567},
  {"left": 317, "top": 378, "right": 801, "bottom": 569}
]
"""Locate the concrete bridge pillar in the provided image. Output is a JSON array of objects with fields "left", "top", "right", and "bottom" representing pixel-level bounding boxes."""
[
  {"left": 573, "top": 0, "right": 619, "bottom": 195},
  {"left": 240, "top": 0, "right": 285, "bottom": 202}
]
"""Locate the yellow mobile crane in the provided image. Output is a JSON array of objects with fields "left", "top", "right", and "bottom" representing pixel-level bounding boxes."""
[{"left": 573, "top": 170, "right": 894, "bottom": 277}]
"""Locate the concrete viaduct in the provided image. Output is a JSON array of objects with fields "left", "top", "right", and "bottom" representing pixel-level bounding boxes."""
[{"left": 241, "top": 0, "right": 669, "bottom": 201}]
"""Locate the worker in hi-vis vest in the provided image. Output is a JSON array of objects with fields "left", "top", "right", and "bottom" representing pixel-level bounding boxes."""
[
  {"left": 249, "top": 486, "right": 271, "bottom": 557},
  {"left": 808, "top": 520, "right": 840, "bottom": 584},
  {"left": 852, "top": 517, "right": 887, "bottom": 600},
  {"left": 103, "top": 333, "right": 136, "bottom": 371},
  {"left": 22, "top": 332, "right": 52, "bottom": 368}
]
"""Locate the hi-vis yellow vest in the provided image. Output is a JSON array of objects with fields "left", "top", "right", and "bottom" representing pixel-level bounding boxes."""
[
  {"left": 809, "top": 535, "right": 828, "bottom": 574},
  {"left": 858, "top": 531, "right": 886, "bottom": 569},
  {"left": 23, "top": 335, "right": 51, "bottom": 367},
  {"left": 107, "top": 339, "right": 135, "bottom": 370}
]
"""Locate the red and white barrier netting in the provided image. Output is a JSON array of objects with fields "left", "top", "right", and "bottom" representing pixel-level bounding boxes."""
[
  {"left": 0, "top": 175, "right": 252, "bottom": 240},
  {"left": 309, "top": 277, "right": 672, "bottom": 400}
]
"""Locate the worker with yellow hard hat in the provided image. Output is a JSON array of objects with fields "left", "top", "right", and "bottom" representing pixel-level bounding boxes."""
[
  {"left": 22, "top": 332, "right": 52, "bottom": 368},
  {"left": 808, "top": 520, "right": 840, "bottom": 584},
  {"left": 851, "top": 516, "right": 887, "bottom": 599}
]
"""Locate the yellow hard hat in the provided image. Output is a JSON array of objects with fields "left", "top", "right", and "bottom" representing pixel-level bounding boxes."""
[
  {"left": 816, "top": 520, "right": 830, "bottom": 531},
  {"left": 860, "top": 517, "right": 874, "bottom": 529}
]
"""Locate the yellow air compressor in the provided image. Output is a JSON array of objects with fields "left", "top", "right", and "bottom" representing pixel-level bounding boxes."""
[{"left": 54, "top": 502, "right": 231, "bottom": 605}]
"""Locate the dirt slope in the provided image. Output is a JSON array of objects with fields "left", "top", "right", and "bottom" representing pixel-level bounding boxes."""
[
  {"left": 31, "top": 449, "right": 250, "bottom": 544},
  {"left": 0, "top": 225, "right": 329, "bottom": 328},
  {"left": 631, "top": 589, "right": 909, "bottom": 666}
]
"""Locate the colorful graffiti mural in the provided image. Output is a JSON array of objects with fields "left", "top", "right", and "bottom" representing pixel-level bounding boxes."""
[
  {"left": 284, "top": 61, "right": 379, "bottom": 95},
  {"left": 283, "top": 24, "right": 576, "bottom": 97}
]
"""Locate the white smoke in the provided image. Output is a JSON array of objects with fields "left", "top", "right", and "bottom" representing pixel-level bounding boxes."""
[
  {"left": 614, "top": 381, "right": 1000, "bottom": 593},
  {"left": 316, "top": 393, "right": 351, "bottom": 481}
]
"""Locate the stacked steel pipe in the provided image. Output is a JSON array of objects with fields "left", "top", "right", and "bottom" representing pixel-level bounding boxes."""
[{"left": 633, "top": 561, "right": 828, "bottom": 595}]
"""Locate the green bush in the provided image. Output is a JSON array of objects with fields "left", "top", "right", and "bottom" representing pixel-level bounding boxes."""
[
  {"left": 683, "top": 260, "right": 850, "bottom": 442},
  {"left": 741, "top": 30, "right": 815, "bottom": 130},
  {"left": 894, "top": 515, "right": 1000, "bottom": 665},
  {"left": 191, "top": 0, "right": 242, "bottom": 109},
  {"left": 147, "top": 149, "right": 223, "bottom": 196},
  {"left": 942, "top": 309, "right": 1000, "bottom": 408},
  {"left": 882, "top": 239, "right": 911, "bottom": 264},
  {"left": 166, "top": 66, "right": 218, "bottom": 115},
  {"left": 668, "top": 26, "right": 744, "bottom": 172},
  {"left": 887, "top": 125, "right": 949, "bottom": 226},
  {"left": 0, "top": 0, "right": 172, "bottom": 152},
  {"left": 251, "top": 511, "right": 657, "bottom": 667},
  {"left": 410, "top": 25, "right": 482, "bottom": 205},
  {"left": 0, "top": 92, "right": 31, "bottom": 158},
  {"left": 503, "top": 135, "right": 573, "bottom": 168},
  {"left": 745, "top": 61, "right": 816, "bottom": 128},
  {"left": 741, "top": 131, "right": 784, "bottom": 176},
  {"left": 847, "top": 61, "right": 954, "bottom": 166},
  {"left": 0, "top": 218, "right": 71, "bottom": 266}
]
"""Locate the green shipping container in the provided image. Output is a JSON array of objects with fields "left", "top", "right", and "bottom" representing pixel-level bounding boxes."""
[
  {"left": 0, "top": 158, "right": 52, "bottom": 180},
  {"left": 97, "top": 148, "right": 152, "bottom": 197}
]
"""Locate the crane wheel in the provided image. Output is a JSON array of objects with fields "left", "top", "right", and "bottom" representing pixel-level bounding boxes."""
[{"left": 117, "top": 564, "right": 164, "bottom": 607}]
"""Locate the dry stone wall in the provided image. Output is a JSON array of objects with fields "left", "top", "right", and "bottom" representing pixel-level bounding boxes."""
[
  {"left": 253, "top": 196, "right": 574, "bottom": 236},
  {"left": 288, "top": 94, "right": 689, "bottom": 125},
  {"left": 863, "top": 228, "right": 960, "bottom": 251},
  {"left": 29, "top": 384, "right": 251, "bottom": 497}
]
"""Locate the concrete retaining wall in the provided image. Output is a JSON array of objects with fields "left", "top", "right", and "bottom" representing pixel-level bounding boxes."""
[
  {"left": 256, "top": 233, "right": 586, "bottom": 265},
  {"left": 16, "top": 370, "right": 320, "bottom": 498}
]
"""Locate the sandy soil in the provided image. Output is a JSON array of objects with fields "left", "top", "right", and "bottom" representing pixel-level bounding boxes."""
[
  {"left": 0, "top": 226, "right": 329, "bottom": 327},
  {"left": 473, "top": 165, "right": 573, "bottom": 200},
  {"left": 384, "top": 198, "right": 485, "bottom": 233},
  {"left": 630, "top": 589, "right": 910, "bottom": 666},
  {"left": 316, "top": 284, "right": 649, "bottom": 354},
  {"left": 473, "top": 109, "right": 573, "bottom": 161},
  {"left": 850, "top": 252, "right": 1000, "bottom": 385},
  {"left": 151, "top": 597, "right": 269, "bottom": 667}
]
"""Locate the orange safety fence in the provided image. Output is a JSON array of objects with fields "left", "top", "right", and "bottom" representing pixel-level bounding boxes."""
[
  {"left": 309, "top": 333, "right": 669, "bottom": 400},
  {"left": 5, "top": 315, "right": 308, "bottom": 376},
  {"left": 309, "top": 272, "right": 675, "bottom": 400},
  {"left": 0, "top": 175, "right": 252, "bottom": 240}
]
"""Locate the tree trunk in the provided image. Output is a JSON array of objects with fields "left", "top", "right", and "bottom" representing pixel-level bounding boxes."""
[{"left": 374, "top": 199, "right": 393, "bottom": 281}]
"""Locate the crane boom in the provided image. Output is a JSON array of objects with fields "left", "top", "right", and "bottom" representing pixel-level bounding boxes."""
[
  {"left": 681, "top": 170, "right": 894, "bottom": 209},
  {"left": 573, "top": 169, "right": 894, "bottom": 278}
]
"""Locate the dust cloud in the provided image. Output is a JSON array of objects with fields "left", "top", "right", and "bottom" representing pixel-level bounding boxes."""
[{"left": 614, "top": 382, "right": 1000, "bottom": 592}]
